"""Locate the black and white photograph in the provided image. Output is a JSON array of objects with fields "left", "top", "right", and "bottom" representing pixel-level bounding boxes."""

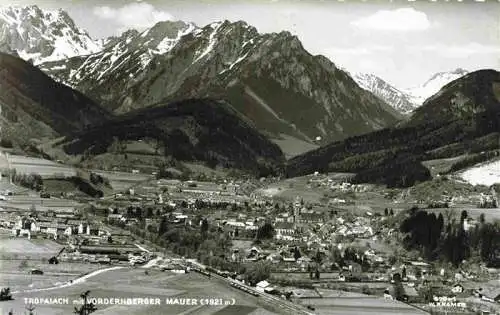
[{"left": 0, "top": 0, "right": 499, "bottom": 314}]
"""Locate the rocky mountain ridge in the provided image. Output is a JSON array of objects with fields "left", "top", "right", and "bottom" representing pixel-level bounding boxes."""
[
  {"left": 40, "top": 18, "right": 401, "bottom": 148},
  {"left": 0, "top": 5, "right": 102, "bottom": 64}
]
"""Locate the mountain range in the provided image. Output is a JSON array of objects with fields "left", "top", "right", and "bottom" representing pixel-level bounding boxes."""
[
  {"left": 0, "top": 52, "right": 111, "bottom": 145},
  {"left": 404, "top": 68, "right": 470, "bottom": 105},
  {"left": 0, "top": 5, "right": 468, "bottom": 134},
  {"left": 286, "top": 69, "right": 500, "bottom": 187},
  {"left": 37, "top": 18, "right": 401, "bottom": 150},
  {"left": 60, "top": 98, "right": 286, "bottom": 176},
  {"left": 0, "top": 52, "right": 284, "bottom": 176},
  {"left": 0, "top": 5, "right": 101, "bottom": 64},
  {"left": 353, "top": 69, "right": 469, "bottom": 114},
  {"left": 353, "top": 73, "right": 417, "bottom": 114},
  {"left": 1, "top": 5, "right": 497, "bottom": 185},
  {"left": 0, "top": 5, "right": 409, "bottom": 156}
]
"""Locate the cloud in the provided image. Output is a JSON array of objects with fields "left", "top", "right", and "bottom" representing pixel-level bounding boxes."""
[
  {"left": 412, "top": 42, "right": 500, "bottom": 58},
  {"left": 356, "top": 59, "right": 388, "bottom": 73},
  {"left": 93, "top": 3, "right": 174, "bottom": 31},
  {"left": 351, "top": 8, "right": 431, "bottom": 31},
  {"left": 325, "top": 45, "right": 394, "bottom": 56}
]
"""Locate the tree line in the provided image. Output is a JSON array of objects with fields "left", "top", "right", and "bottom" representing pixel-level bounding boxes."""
[
  {"left": 287, "top": 109, "right": 500, "bottom": 187},
  {"left": 400, "top": 208, "right": 500, "bottom": 267},
  {"left": 10, "top": 170, "right": 43, "bottom": 191}
]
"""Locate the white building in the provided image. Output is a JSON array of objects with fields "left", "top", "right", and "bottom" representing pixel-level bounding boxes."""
[{"left": 255, "top": 280, "right": 271, "bottom": 293}]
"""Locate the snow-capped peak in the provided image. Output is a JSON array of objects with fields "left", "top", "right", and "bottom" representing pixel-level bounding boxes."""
[
  {"left": 352, "top": 68, "right": 470, "bottom": 113},
  {"left": 0, "top": 5, "right": 102, "bottom": 64},
  {"left": 193, "top": 22, "right": 224, "bottom": 63},
  {"left": 154, "top": 21, "right": 197, "bottom": 54},
  {"left": 404, "top": 68, "right": 469, "bottom": 105},
  {"left": 353, "top": 72, "right": 417, "bottom": 114}
]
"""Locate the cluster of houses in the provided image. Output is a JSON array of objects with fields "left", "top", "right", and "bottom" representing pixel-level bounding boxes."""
[
  {"left": 0, "top": 211, "right": 101, "bottom": 240},
  {"left": 0, "top": 209, "right": 155, "bottom": 265},
  {"left": 478, "top": 192, "right": 498, "bottom": 208},
  {"left": 307, "top": 174, "right": 369, "bottom": 193}
]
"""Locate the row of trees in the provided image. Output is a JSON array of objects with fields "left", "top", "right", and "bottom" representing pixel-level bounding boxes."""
[
  {"left": 400, "top": 208, "right": 500, "bottom": 267},
  {"left": 288, "top": 107, "right": 500, "bottom": 186},
  {"left": 445, "top": 150, "right": 500, "bottom": 174},
  {"left": 120, "top": 214, "right": 279, "bottom": 284},
  {"left": 11, "top": 171, "right": 43, "bottom": 191},
  {"left": 7, "top": 169, "right": 107, "bottom": 197},
  {"left": 154, "top": 216, "right": 233, "bottom": 263},
  {"left": 88, "top": 172, "right": 110, "bottom": 187},
  {"left": 400, "top": 208, "right": 444, "bottom": 260}
]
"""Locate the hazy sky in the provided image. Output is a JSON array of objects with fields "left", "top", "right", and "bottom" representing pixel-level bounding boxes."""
[{"left": 2, "top": 0, "right": 499, "bottom": 89}]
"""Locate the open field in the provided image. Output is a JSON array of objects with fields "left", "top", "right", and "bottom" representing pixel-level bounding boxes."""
[
  {"left": 1, "top": 268, "right": 283, "bottom": 315},
  {"left": 180, "top": 181, "right": 225, "bottom": 193},
  {"left": 256, "top": 178, "right": 325, "bottom": 203},
  {"left": 403, "top": 178, "right": 491, "bottom": 203},
  {"left": 92, "top": 170, "right": 153, "bottom": 192},
  {"left": 6, "top": 154, "right": 77, "bottom": 178},
  {"left": 0, "top": 194, "right": 80, "bottom": 211},
  {"left": 316, "top": 289, "right": 372, "bottom": 298},
  {"left": 81, "top": 152, "right": 163, "bottom": 175},
  {"left": 0, "top": 179, "right": 28, "bottom": 195},
  {"left": 0, "top": 237, "right": 63, "bottom": 257},
  {"left": 458, "top": 159, "right": 500, "bottom": 186},
  {"left": 0, "top": 271, "right": 75, "bottom": 293},
  {"left": 256, "top": 174, "right": 410, "bottom": 216},
  {"left": 260, "top": 186, "right": 324, "bottom": 203},
  {"left": 0, "top": 236, "right": 104, "bottom": 294},
  {"left": 421, "top": 155, "right": 467, "bottom": 178},
  {"left": 43, "top": 178, "right": 84, "bottom": 194},
  {"left": 301, "top": 296, "right": 428, "bottom": 315},
  {"left": 0, "top": 259, "right": 104, "bottom": 276},
  {"left": 183, "top": 162, "right": 228, "bottom": 177},
  {"left": 255, "top": 173, "right": 356, "bottom": 203},
  {"left": 124, "top": 141, "right": 157, "bottom": 155},
  {"left": 270, "top": 134, "right": 319, "bottom": 159},
  {"left": 2, "top": 152, "right": 152, "bottom": 193}
]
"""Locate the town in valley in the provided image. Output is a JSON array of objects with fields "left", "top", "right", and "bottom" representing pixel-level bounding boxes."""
[{"left": 0, "top": 1, "right": 499, "bottom": 315}]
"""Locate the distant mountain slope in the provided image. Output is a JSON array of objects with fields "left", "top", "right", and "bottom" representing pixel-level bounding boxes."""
[
  {"left": 41, "top": 19, "right": 402, "bottom": 147},
  {"left": 0, "top": 5, "right": 102, "bottom": 64},
  {"left": 353, "top": 73, "right": 417, "bottom": 114},
  {"left": 59, "top": 99, "right": 285, "bottom": 176},
  {"left": 0, "top": 52, "right": 112, "bottom": 145},
  {"left": 405, "top": 68, "right": 469, "bottom": 105},
  {"left": 409, "top": 69, "right": 500, "bottom": 124},
  {"left": 353, "top": 69, "right": 470, "bottom": 114},
  {"left": 286, "top": 69, "right": 500, "bottom": 187}
]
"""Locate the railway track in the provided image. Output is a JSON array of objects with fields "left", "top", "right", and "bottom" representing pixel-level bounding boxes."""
[{"left": 193, "top": 268, "right": 314, "bottom": 315}]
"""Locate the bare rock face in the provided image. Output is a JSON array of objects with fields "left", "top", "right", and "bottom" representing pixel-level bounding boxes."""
[
  {"left": 353, "top": 73, "right": 417, "bottom": 115},
  {"left": 353, "top": 69, "right": 471, "bottom": 115},
  {"left": 0, "top": 5, "right": 102, "bottom": 64},
  {"left": 40, "top": 19, "right": 400, "bottom": 145}
]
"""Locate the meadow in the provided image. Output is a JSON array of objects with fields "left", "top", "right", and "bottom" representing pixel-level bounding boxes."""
[{"left": 1, "top": 268, "right": 281, "bottom": 315}]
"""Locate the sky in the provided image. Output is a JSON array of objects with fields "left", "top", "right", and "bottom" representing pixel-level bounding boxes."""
[{"left": 1, "top": 0, "right": 499, "bottom": 89}]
